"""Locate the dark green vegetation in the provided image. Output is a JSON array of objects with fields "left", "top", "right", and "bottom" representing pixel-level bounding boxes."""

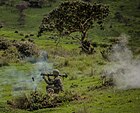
[
  {"left": 0, "top": 0, "right": 140, "bottom": 113},
  {"left": 38, "top": 1, "right": 109, "bottom": 53},
  {"left": 7, "top": 90, "right": 84, "bottom": 111}
]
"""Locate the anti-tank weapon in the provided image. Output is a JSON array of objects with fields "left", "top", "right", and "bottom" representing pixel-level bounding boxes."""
[{"left": 40, "top": 73, "right": 68, "bottom": 78}]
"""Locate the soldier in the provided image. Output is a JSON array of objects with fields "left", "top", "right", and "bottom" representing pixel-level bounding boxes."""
[{"left": 42, "top": 69, "right": 63, "bottom": 94}]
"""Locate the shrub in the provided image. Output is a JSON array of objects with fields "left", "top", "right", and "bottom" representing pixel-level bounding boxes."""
[
  {"left": 0, "top": 38, "right": 12, "bottom": 50},
  {"left": 2, "top": 46, "right": 20, "bottom": 62},
  {"left": 13, "top": 40, "right": 39, "bottom": 58},
  {"left": 8, "top": 91, "right": 83, "bottom": 111},
  {"left": 0, "top": 38, "right": 40, "bottom": 65}
]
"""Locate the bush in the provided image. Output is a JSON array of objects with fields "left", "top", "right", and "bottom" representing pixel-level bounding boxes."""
[
  {"left": 8, "top": 91, "right": 83, "bottom": 111},
  {"left": 0, "top": 38, "right": 40, "bottom": 65},
  {"left": 2, "top": 46, "right": 20, "bottom": 62},
  {"left": 13, "top": 41, "right": 39, "bottom": 58},
  {"left": 0, "top": 38, "right": 12, "bottom": 50}
]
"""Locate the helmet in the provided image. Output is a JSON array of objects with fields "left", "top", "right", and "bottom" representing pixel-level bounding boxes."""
[{"left": 53, "top": 69, "right": 59, "bottom": 76}]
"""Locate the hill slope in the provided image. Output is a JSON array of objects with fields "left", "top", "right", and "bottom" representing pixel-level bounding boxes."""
[{"left": 0, "top": 0, "right": 140, "bottom": 113}]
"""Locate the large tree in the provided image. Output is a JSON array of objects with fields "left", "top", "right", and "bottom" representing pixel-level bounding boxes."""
[{"left": 38, "top": 1, "right": 109, "bottom": 53}]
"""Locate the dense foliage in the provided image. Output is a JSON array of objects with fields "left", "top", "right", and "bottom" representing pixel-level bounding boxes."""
[
  {"left": 8, "top": 91, "right": 83, "bottom": 111},
  {"left": 38, "top": 1, "right": 109, "bottom": 36},
  {"left": 0, "top": 38, "right": 39, "bottom": 58},
  {"left": 38, "top": 1, "right": 109, "bottom": 53}
]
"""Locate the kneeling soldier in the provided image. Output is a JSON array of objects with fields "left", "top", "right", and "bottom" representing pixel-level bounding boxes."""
[{"left": 42, "top": 69, "right": 63, "bottom": 94}]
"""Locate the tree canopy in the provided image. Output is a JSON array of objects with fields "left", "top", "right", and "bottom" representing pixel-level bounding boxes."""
[
  {"left": 38, "top": 1, "right": 109, "bottom": 35},
  {"left": 38, "top": 1, "right": 109, "bottom": 53}
]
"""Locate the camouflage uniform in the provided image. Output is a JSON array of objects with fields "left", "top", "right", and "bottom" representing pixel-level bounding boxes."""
[{"left": 43, "top": 69, "right": 63, "bottom": 94}]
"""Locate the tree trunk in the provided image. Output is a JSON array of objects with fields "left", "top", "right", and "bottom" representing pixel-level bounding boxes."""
[
  {"left": 80, "top": 31, "right": 94, "bottom": 54},
  {"left": 81, "top": 31, "right": 87, "bottom": 42}
]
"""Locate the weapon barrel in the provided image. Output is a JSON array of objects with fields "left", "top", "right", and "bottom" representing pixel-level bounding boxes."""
[
  {"left": 40, "top": 73, "right": 48, "bottom": 76},
  {"left": 59, "top": 74, "right": 68, "bottom": 78},
  {"left": 40, "top": 73, "right": 68, "bottom": 78}
]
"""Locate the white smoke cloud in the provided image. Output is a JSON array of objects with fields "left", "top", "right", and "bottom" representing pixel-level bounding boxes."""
[
  {"left": 104, "top": 34, "right": 140, "bottom": 89},
  {"left": 0, "top": 51, "right": 53, "bottom": 97}
]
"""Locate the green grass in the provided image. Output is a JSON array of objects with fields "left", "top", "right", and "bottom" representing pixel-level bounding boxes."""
[
  {"left": 0, "top": 50, "right": 140, "bottom": 113},
  {"left": 0, "top": 66, "right": 140, "bottom": 113},
  {"left": 0, "top": 0, "right": 140, "bottom": 113}
]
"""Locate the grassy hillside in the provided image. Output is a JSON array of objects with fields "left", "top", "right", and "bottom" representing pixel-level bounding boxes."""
[
  {"left": 0, "top": 0, "right": 140, "bottom": 51},
  {"left": 0, "top": 0, "right": 140, "bottom": 113}
]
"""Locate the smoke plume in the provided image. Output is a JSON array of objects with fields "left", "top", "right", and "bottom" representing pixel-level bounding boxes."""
[
  {"left": 0, "top": 51, "right": 53, "bottom": 97},
  {"left": 104, "top": 34, "right": 140, "bottom": 89}
]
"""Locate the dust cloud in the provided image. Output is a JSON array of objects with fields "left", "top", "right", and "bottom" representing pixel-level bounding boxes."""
[{"left": 104, "top": 34, "right": 140, "bottom": 89}]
